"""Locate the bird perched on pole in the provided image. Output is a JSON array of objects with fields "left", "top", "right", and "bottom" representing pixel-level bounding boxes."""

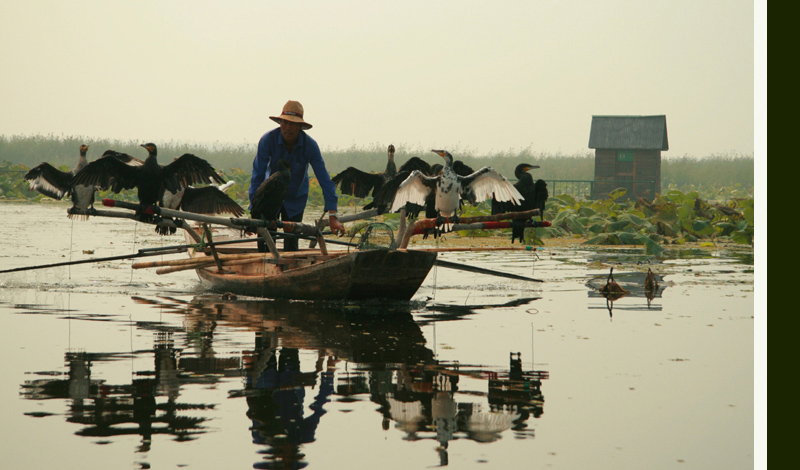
[
  {"left": 157, "top": 181, "right": 244, "bottom": 235},
  {"left": 250, "top": 159, "right": 291, "bottom": 222},
  {"left": 390, "top": 149, "right": 524, "bottom": 232},
  {"left": 491, "top": 163, "right": 546, "bottom": 243},
  {"left": 250, "top": 159, "right": 291, "bottom": 253},
  {"left": 25, "top": 144, "right": 144, "bottom": 220},
  {"left": 333, "top": 144, "right": 432, "bottom": 212},
  {"left": 72, "top": 142, "right": 225, "bottom": 222}
]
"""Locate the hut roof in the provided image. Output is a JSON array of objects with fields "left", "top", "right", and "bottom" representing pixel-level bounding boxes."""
[{"left": 588, "top": 115, "right": 669, "bottom": 150}]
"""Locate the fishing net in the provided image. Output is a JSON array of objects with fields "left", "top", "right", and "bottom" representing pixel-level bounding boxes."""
[{"left": 349, "top": 223, "right": 395, "bottom": 251}]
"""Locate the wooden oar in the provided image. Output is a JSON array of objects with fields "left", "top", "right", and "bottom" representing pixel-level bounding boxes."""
[
  {"left": 0, "top": 237, "right": 273, "bottom": 274},
  {"left": 273, "top": 234, "right": 543, "bottom": 283},
  {"left": 433, "top": 259, "right": 543, "bottom": 283},
  {"left": 0, "top": 248, "right": 188, "bottom": 274}
]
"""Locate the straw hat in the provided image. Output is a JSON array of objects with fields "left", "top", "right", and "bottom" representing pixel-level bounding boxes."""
[{"left": 270, "top": 100, "right": 312, "bottom": 130}]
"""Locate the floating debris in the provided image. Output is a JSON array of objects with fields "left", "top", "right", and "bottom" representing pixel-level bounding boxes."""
[{"left": 599, "top": 267, "right": 630, "bottom": 301}]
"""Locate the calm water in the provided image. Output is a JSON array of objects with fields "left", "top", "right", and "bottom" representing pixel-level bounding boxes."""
[{"left": 0, "top": 203, "right": 756, "bottom": 469}]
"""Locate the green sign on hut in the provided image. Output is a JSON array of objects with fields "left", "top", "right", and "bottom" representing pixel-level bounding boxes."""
[{"left": 588, "top": 115, "right": 668, "bottom": 200}]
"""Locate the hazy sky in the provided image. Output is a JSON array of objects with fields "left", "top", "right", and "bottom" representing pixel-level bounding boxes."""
[{"left": 1, "top": 0, "right": 761, "bottom": 158}]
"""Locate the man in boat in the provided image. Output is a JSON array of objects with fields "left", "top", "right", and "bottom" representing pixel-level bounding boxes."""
[{"left": 249, "top": 100, "right": 346, "bottom": 251}]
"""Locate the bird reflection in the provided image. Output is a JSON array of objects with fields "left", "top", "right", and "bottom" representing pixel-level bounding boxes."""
[
  {"left": 20, "top": 295, "right": 548, "bottom": 468},
  {"left": 20, "top": 339, "right": 212, "bottom": 451},
  {"left": 586, "top": 267, "right": 667, "bottom": 317}
]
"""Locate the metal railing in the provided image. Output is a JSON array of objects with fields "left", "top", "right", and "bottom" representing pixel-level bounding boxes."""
[{"left": 547, "top": 179, "right": 656, "bottom": 201}]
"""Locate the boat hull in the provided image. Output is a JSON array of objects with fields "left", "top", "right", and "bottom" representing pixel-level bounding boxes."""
[{"left": 195, "top": 249, "right": 437, "bottom": 301}]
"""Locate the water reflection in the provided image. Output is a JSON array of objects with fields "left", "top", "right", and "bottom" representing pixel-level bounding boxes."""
[
  {"left": 19, "top": 295, "right": 548, "bottom": 469},
  {"left": 587, "top": 269, "right": 668, "bottom": 317},
  {"left": 21, "top": 345, "right": 212, "bottom": 450}
]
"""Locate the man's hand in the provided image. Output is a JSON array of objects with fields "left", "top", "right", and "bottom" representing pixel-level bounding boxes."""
[{"left": 329, "top": 215, "right": 346, "bottom": 237}]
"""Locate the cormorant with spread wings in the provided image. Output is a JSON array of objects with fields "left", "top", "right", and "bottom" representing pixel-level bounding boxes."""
[
  {"left": 390, "top": 150, "right": 524, "bottom": 231},
  {"left": 157, "top": 181, "right": 244, "bottom": 235},
  {"left": 332, "top": 144, "right": 432, "bottom": 212},
  {"left": 25, "top": 144, "right": 143, "bottom": 219},
  {"left": 72, "top": 142, "right": 225, "bottom": 222}
]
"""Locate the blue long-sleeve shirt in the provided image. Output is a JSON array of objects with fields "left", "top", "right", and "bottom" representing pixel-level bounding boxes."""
[{"left": 249, "top": 128, "right": 338, "bottom": 218}]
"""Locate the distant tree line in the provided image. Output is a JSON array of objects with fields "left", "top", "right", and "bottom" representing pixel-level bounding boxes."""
[{"left": 0, "top": 134, "right": 753, "bottom": 191}]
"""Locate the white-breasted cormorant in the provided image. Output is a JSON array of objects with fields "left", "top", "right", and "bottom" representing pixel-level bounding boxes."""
[
  {"left": 24, "top": 144, "right": 144, "bottom": 219},
  {"left": 390, "top": 150, "right": 524, "bottom": 231}
]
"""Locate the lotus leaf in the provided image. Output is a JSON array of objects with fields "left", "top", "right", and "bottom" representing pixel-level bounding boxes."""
[
  {"left": 550, "top": 209, "right": 576, "bottom": 226},
  {"left": 743, "top": 206, "right": 754, "bottom": 226},
  {"left": 588, "top": 223, "right": 607, "bottom": 234},
  {"left": 608, "top": 188, "right": 628, "bottom": 201},
  {"left": 692, "top": 220, "right": 716, "bottom": 237},
  {"left": 677, "top": 203, "right": 697, "bottom": 226},
  {"left": 628, "top": 209, "right": 648, "bottom": 219},
  {"left": 578, "top": 206, "right": 597, "bottom": 217},
  {"left": 651, "top": 202, "right": 679, "bottom": 225},
  {"left": 714, "top": 222, "right": 736, "bottom": 236},
  {"left": 620, "top": 213, "right": 650, "bottom": 229},
  {"left": 565, "top": 217, "right": 589, "bottom": 236},
  {"left": 555, "top": 194, "right": 578, "bottom": 207},
  {"left": 583, "top": 234, "right": 609, "bottom": 245},
  {"left": 589, "top": 202, "right": 613, "bottom": 216},
  {"left": 636, "top": 233, "right": 665, "bottom": 256},
  {"left": 607, "top": 220, "right": 632, "bottom": 232},
  {"left": 666, "top": 190, "right": 686, "bottom": 202},
  {"left": 731, "top": 229, "right": 753, "bottom": 245},
  {"left": 617, "top": 232, "right": 642, "bottom": 245}
]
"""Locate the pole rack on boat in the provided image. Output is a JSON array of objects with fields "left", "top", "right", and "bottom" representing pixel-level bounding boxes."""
[
  {"left": 398, "top": 209, "right": 550, "bottom": 249},
  {"left": 0, "top": 236, "right": 301, "bottom": 275},
  {"left": 101, "top": 198, "right": 329, "bottom": 239}
]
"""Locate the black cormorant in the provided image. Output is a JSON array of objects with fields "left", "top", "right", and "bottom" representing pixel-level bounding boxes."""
[
  {"left": 491, "top": 163, "right": 545, "bottom": 242},
  {"left": 332, "top": 145, "right": 432, "bottom": 210},
  {"left": 250, "top": 159, "right": 291, "bottom": 221},
  {"left": 157, "top": 181, "right": 244, "bottom": 235},
  {"left": 71, "top": 143, "right": 225, "bottom": 222}
]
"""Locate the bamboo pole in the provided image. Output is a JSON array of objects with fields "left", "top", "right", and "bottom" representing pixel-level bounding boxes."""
[
  {"left": 398, "top": 209, "right": 542, "bottom": 249},
  {"left": 408, "top": 246, "right": 539, "bottom": 253},
  {"left": 256, "top": 227, "right": 280, "bottom": 260},
  {"left": 132, "top": 252, "right": 269, "bottom": 269},
  {"left": 155, "top": 253, "right": 286, "bottom": 275}
]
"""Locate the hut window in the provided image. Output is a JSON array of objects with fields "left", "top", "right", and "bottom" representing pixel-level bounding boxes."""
[
  {"left": 616, "top": 150, "right": 634, "bottom": 179},
  {"left": 617, "top": 151, "right": 634, "bottom": 162}
]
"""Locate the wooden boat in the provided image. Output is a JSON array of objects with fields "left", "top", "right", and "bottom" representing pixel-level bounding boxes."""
[
  {"left": 57, "top": 200, "right": 546, "bottom": 301},
  {"left": 188, "top": 242, "right": 438, "bottom": 301}
]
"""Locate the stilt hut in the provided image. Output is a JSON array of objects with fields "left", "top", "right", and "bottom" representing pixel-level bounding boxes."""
[{"left": 588, "top": 115, "right": 668, "bottom": 200}]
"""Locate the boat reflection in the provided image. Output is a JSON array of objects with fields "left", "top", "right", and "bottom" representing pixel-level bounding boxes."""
[{"left": 20, "top": 295, "right": 548, "bottom": 468}]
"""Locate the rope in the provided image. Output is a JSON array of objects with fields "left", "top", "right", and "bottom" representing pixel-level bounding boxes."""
[
  {"left": 130, "top": 222, "right": 137, "bottom": 284},
  {"left": 69, "top": 217, "right": 75, "bottom": 279}
]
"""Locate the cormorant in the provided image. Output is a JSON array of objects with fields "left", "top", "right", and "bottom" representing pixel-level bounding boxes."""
[
  {"left": 490, "top": 163, "right": 544, "bottom": 243},
  {"left": 157, "top": 181, "right": 244, "bottom": 235},
  {"left": 390, "top": 150, "right": 524, "bottom": 231},
  {"left": 250, "top": 159, "right": 291, "bottom": 221},
  {"left": 24, "top": 144, "right": 143, "bottom": 219},
  {"left": 332, "top": 145, "right": 432, "bottom": 210},
  {"left": 71, "top": 143, "right": 225, "bottom": 222},
  {"left": 250, "top": 159, "right": 291, "bottom": 253}
]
